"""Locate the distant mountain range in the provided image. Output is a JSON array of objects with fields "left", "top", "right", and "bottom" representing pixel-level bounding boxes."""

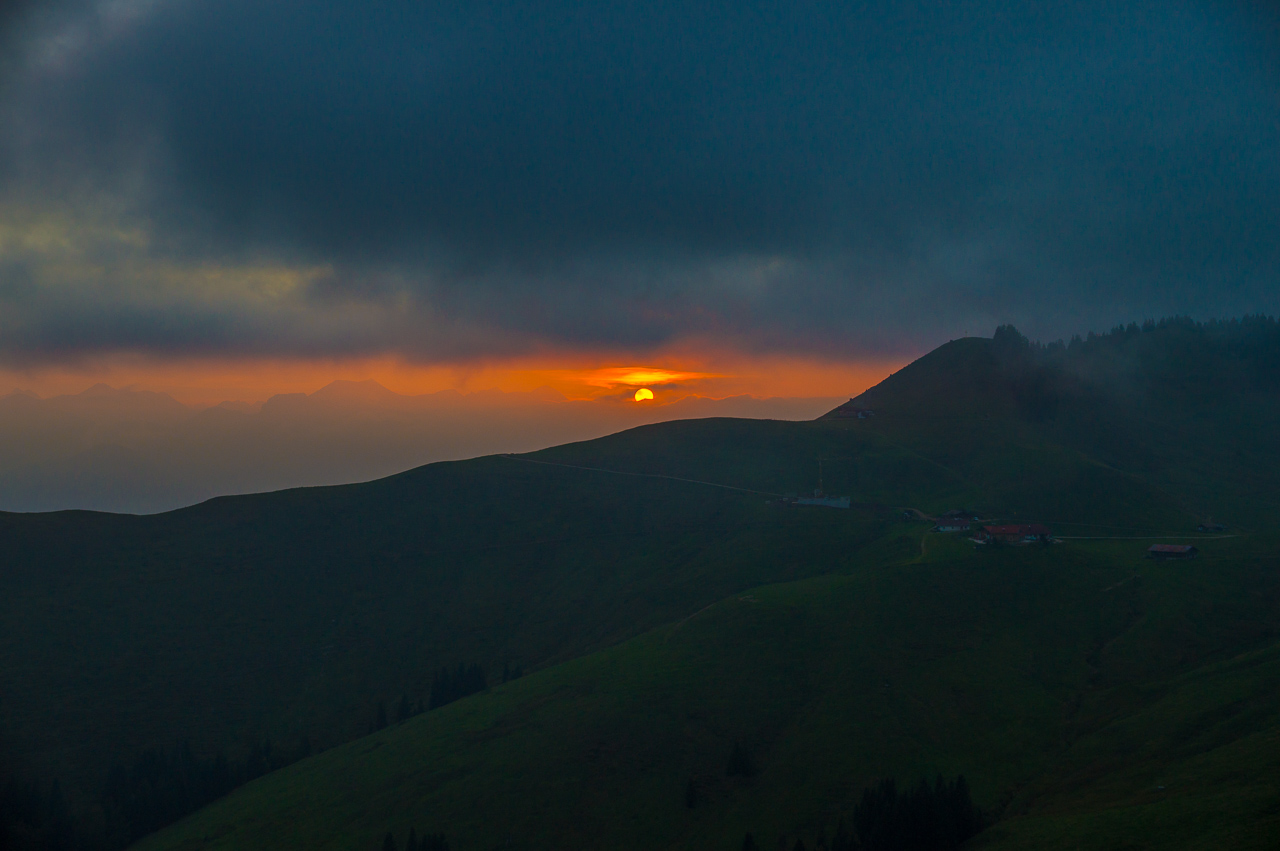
[{"left": 0, "top": 383, "right": 840, "bottom": 513}]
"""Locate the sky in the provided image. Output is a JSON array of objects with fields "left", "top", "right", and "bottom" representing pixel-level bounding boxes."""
[
  {"left": 0, "top": 381, "right": 842, "bottom": 512},
  {"left": 0, "top": 0, "right": 1278, "bottom": 404}
]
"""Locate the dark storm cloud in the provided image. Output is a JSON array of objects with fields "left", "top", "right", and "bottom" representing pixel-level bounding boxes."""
[{"left": 1, "top": 0, "right": 1278, "bottom": 361}]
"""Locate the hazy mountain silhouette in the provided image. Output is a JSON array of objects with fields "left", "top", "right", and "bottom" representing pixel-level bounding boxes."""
[{"left": 0, "top": 384, "right": 839, "bottom": 513}]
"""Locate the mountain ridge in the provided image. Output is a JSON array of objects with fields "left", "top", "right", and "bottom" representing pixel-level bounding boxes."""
[{"left": 2, "top": 318, "right": 1278, "bottom": 850}]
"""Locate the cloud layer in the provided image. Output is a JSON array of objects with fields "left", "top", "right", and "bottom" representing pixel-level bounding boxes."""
[{"left": 1, "top": 0, "right": 1277, "bottom": 364}]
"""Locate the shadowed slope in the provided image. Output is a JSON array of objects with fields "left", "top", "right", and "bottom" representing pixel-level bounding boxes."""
[
  {"left": 134, "top": 534, "right": 1280, "bottom": 851},
  {"left": 2, "top": 319, "right": 1277, "bottom": 845}
]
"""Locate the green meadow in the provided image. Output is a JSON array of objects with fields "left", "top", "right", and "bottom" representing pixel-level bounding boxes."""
[
  {"left": 4, "top": 318, "right": 1280, "bottom": 849},
  {"left": 135, "top": 532, "right": 1280, "bottom": 850}
]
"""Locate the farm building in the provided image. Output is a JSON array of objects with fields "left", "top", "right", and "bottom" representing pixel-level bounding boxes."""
[
  {"left": 1147, "top": 544, "right": 1198, "bottom": 559},
  {"left": 978, "top": 524, "right": 1051, "bottom": 544},
  {"left": 933, "top": 519, "right": 972, "bottom": 532}
]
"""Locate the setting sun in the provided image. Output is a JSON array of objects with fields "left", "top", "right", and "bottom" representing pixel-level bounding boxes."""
[{"left": 633, "top": 388, "right": 654, "bottom": 401}]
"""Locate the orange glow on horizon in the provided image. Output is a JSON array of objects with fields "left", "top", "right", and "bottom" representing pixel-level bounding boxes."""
[
  {"left": 578, "top": 367, "right": 717, "bottom": 388},
  {"left": 0, "top": 351, "right": 906, "bottom": 407}
]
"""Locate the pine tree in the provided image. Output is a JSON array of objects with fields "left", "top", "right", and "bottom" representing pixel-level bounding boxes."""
[
  {"left": 727, "top": 741, "right": 757, "bottom": 777},
  {"left": 376, "top": 701, "right": 388, "bottom": 731},
  {"left": 831, "top": 818, "right": 852, "bottom": 851},
  {"left": 421, "top": 832, "right": 450, "bottom": 851},
  {"left": 742, "top": 832, "right": 760, "bottom": 851},
  {"left": 405, "top": 827, "right": 419, "bottom": 851},
  {"left": 382, "top": 831, "right": 398, "bottom": 851},
  {"left": 429, "top": 668, "right": 446, "bottom": 709}
]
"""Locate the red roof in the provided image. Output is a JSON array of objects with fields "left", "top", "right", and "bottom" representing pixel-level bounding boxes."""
[{"left": 1148, "top": 544, "right": 1196, "bottom": 553}]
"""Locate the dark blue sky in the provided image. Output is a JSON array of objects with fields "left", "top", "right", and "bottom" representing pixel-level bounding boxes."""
[{"left": 0, "top": 0, "right": 1277, "bottom": 363}]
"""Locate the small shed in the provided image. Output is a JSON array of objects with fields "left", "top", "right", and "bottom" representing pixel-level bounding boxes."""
[{"left": 1147, "top": 544, "right": 1198, "bottom": 560}]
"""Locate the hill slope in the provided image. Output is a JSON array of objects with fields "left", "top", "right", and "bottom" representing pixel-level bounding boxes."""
[
  {"left": 135, "top": 533, "right": 1280, "bottom": 851},
  {"left": 3, "top": 318, "right": 1278, "bottom": 849}
]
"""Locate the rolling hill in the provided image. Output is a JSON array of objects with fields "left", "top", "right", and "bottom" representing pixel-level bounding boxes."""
[
  {"left": 133, "top": 533, "right": 1280, "bottom": 851},
  {"left": 3, "top": 317, "right": 1279, "bottom": 850}
]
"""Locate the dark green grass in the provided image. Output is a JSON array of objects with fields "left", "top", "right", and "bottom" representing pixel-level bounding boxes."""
[
  {"left": 0, "top": 460, "right": 891, "bottom": 796},
  {"left": 0, "top": 407, "right": 1201, "bottom": 802},
  {"left": 133, "top": 536, "right": 1280, "bottom": 850},
  {"left": 4, "top": 326, "right": 1278, "bottom": 840}
]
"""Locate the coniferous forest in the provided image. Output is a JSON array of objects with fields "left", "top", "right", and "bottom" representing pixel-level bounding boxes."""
[
  {"left": 736, "top": 776, "right": 982, "bottom": 851},
  {"left": 379, "top": 827, "right": 450, "bottom": 851},
  {"left": 1, "top": 738, "right": 313, "bottom": 851},
  {"left": 428, "top": 664, "right": 489, "bottom": 710},
  {"left": 366, "top": 776, "right": 981, "bottom": 851},
  {"left": 1, "top": 661, "right": 499, "bottom": 851}
]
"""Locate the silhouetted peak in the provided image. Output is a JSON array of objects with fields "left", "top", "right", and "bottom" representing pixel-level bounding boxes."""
[{"left": 309, "top": 379, "right": 404, "bottom": 405}]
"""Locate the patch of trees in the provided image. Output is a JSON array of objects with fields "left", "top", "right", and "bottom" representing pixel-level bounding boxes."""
[
  {"left": 429, "top": 663, "right": 488, "bottom": 710},
  {"left": 742, "top": 775, "right": 984, "bottom": 851},
  {"left": 0, "top": 738, "right": 313, "bottom": 851},
  {"left": 685, "top": 778, "right": 700, "bottom": 808},
  {"left": 686, "top": 742, "right": 757, "bottom": 809},
  {"left": 6, "top": 659, "right": 518, "bottom": 850},
  {"left": 100, "top": 738, "right": 312, "bottom": 848},
  {"left": 727, "top": 741, "right": 758, "bottom": 778},
  {"left": 848, "top": 776, "right": 983, "bottom": 850},
  {"left": 987, "top": 315, "right": 1280, "bottom": 421},
  {"left": 380, "top": 827, "right": 449, "bottom": 851},
  {"left": 370, "top": 662, "right": 519, "bottom": 733},
  {"left": 1, "top": 777, "right": 73, "bottom": 851}
]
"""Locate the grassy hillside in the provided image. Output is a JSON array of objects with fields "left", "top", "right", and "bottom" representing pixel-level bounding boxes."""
[
  {"left": 844, "top": 318, "right": 1280, "bottom": 528},
  {"left": 3, "top": 318, "right": 1278, "bottom": 848},
  {"left": 135, "top": 532, "right": 1280, "bottom": 851},
  {"left": 0, "top": 458, "right": 890, "bottom": 794}
]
